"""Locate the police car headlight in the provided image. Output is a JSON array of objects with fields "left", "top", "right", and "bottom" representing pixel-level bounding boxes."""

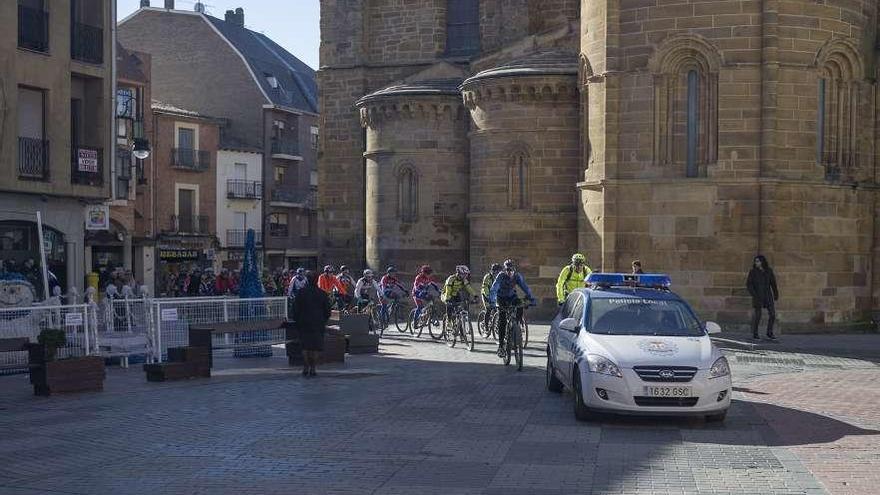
[
  {"left": 586, "top": 354, "right": 622, "bottom": 377},
  {"left": 709, "top": 357, "right": 730, "bottom": 379}
]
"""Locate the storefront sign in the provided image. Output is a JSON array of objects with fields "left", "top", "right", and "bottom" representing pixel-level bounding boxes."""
[
  {"left": 85, "top": 205, "right": 110, "bottom": 231},
  {"left": 159, "top": 249, "right": 200, "bottom": 261},
  {"left": 77, "top": 148, "right": 99, "bottom": 173},
  {"left": 65, "top": 312, "right": 84, "bottom": 327},
  {"left": 160, "top": 308, "right": 178, "bottom": 322}
]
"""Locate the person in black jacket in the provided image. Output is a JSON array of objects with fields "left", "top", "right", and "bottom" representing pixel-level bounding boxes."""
[
  {"left": 293, "top": 270, "right": 332, "bottom": 377},
  {"left": 746, "top": 255, "right": 779, "bottom": 341}
]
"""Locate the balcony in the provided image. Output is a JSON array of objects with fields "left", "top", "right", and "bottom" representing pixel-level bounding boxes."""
[
  {"left": 268, "top": 224, "right": 289, "bottom": 238},
  {"left": 71, "top": 22, "right": 103, "bottom": 64},
  {"left": 169, "top": 215, "right": 210, "bottom": 235},
  {"left": 270, "top": 189, "right": 316, "bottom": 209},
  {"left": 226, "top": 229, "right": 263, "bottom": 247},
  {"left": 270, "top": 137, "right": 301, "bottom": 159},
  {"left": 18, "top": 5, "right": 49, "bottom": 53},
  {"left": 227, "top": 179, "right": 263, "bottom": 199},
  {"left": 172, "top": 148, "right": 210, "bottom": 171},
  {"left": 18, "top": 137, "right": 49, "bottom": 180},
  {"left": 71, "top": 147, "right": 104, "bottom": 186}
]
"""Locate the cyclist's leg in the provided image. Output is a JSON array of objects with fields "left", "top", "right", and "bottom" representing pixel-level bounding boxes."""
[{"left": 496, "top": 306, "right": 507, "bottom": 351}]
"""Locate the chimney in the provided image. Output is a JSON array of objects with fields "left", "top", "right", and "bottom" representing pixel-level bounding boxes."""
[
  {"left": 140, "top": 0, "right": 150, "bottom": 7},
  {"left": 164, "top": 0, "right": 174, "bottom": 9},
  {"left": 225, "top": 7, "right": 244, "bottom": 27},
  {"left": 194, "top": 2, "right": 205, "bottom": 13}
]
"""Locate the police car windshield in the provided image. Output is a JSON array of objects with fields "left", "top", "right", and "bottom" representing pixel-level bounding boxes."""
[{"left": 589, "top": 298, "right": 704, "bottom": 336}]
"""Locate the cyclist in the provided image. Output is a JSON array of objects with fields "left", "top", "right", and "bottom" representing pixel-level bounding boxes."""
[
  {"left": 318, "top": 265, "right": 347, "bottom": 309},
  {"left": 556, "top": 253, "right": 592, "bottom": 306},
  {"left": 337, "top": 265, "right": 356, "bottom": 309},
  {"left": 381, "top": 266, "right": 408, "bottom": 303},
  {"left": 481, "top": 263, "right": 502, "bottom": 331},
  {"left": 489, "top": 259, "right": 535, "bottom": 357},
  {"left": 354, "top": 269, "right": 383, "bottom": 312},
  {"left": 287, "top": 268, "right": 308, "bottom": 299},
  {"left": 442, "top": 265, "right": 478, "bottom": 323},
  {"left": 412, "top": 265, "right": 440, "bottom": 324}
]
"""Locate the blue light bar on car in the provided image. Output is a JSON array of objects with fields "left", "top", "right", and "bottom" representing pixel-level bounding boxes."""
[{"left": 586, "top": 273, "right": 672, "bottom": 289}]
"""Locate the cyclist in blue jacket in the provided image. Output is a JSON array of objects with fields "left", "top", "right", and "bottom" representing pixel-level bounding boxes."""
[{"left": 489, "top": 259, "right": 535, "bottom": 357}]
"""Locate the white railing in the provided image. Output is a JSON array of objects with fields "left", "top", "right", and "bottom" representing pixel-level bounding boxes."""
[
  {"left": 151, "top": 297, "right": 288, "bottom": 362},
  {"left": 0, "top": 303, "right": 97, "bottom": 372}
]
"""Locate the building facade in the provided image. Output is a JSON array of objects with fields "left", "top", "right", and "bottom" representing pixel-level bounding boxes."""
[
  {"left": 217, "top": 148, "right": 263, "bottom": 269},
  {"left": 118, "top": 2, "right": 320, "bottom": 273},
  {"left": 0, "top": 0, "right": 114, "bottom": 301},
  {"left": 319, "top": 0, "right": 880, "bottom": 329},
  {"left": 151, "top": 102, "right": 221, "bottom": 297}
]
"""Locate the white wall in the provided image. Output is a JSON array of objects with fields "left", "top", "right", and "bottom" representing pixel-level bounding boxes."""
[{"left": 216, "top": 150, "right": 263, "bottom": 248}]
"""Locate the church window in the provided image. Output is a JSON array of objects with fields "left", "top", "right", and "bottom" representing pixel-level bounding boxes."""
[
  {"left": 398, "top": 166, "right": 418, "bottom": 223},
  {"left": 650, "top": 36, "right": 720, "bottom": 177},
  {"left": 446, "top": 0, "right": 479, "bottom": 57},
  {"left": 508, "top": 152, "right": 529, "bottom": 209},
  {"left": 816, "top": 40, "right": 863, "bottom": 181}
]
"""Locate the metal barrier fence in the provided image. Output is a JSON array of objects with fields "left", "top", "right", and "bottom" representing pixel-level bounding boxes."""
[
  {"left": 151, "top": 297, "right": 288, "bottom": 362},
  {"left": 1, "top": 297, "right": 288, "bottom": 373},
  {"left": 0, "top": 304, "right": 96, "bottom": 374}
]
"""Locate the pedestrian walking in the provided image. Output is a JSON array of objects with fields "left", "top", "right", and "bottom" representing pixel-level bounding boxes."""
[
  {"left": 293, "top": 270, "right": 332, "bottom": 377},
  {"left": 746, "top": 255, "right": 779, "bottom": 341}
]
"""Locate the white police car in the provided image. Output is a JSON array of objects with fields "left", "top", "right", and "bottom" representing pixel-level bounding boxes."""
[{"left": 546, "top": 273, "right": 731, "bottom": 422}]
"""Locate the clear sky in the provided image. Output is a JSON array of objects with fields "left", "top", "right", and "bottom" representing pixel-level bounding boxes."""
[{"left": 116, "top": 0, "right": 320, "bottom": 70}]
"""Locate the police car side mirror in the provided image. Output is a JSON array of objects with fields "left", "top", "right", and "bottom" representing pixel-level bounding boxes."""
[
  {"left": 559, "top": 318, "right": 580, "bottom": 333},
  {"left": 705, "top": 321, "right": 721, "bottom": 335}
]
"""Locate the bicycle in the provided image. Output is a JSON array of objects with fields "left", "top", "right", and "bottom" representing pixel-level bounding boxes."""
[
  {"left": 386, "top": 297, "right": 411, "bottom": 333},
  {"left": 477, "top": 305, "right": 498, "bottom": 340},
  {"left": 408, "top": 298, "right": 442, "bottom": 338},
  {"left": 443, "top": 300, "right": 475, "bottom": 351},
  {"left": 495, "top": 298, "right": 531, "bottom": 371},
  {"left": 355, "top": 298, "right": 387, "bottom": 336}
]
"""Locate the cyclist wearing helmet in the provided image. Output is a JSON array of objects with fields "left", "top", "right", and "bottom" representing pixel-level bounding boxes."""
[
  {"left": 412, "top": 265, "right": 440, "bottom": 323},
  {"left": 442, "top": 265, "right": 478, "bottom": 322},
  {"left": 287, "top": 268, "right": 308, "bottom": 299},
  {"left": 481, "top": 263, "right": 503, "bottom": 329},
  {"left": 318, "top": 265, "right": 347, "bottom": 308},
  {"left": 556, "top": 253, "right": 592, "bottom": 305},
  {"left": 337, "top": 265, "right": 356, "bottom": 307},
  {"left": 354, "top": 269, "right": 383, "bottom": 311},
  {"left": 380, "top": 266, "right": 408, "bottom": 301},
  {"left": 489, "top": 259, "right": 535, "bottom": 357}
]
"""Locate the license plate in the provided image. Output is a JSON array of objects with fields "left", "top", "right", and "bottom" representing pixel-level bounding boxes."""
[{"left": 643, "top": 386, "right": 692, "bottom": 397}]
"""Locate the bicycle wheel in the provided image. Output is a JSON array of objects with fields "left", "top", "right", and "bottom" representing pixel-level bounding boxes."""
[
  {"left": 445, "top": 317, "right": 457, "bottom": 348},
  {"left": 489, "top": 309, "right": 498, "bottom": 341},
  {"left": 394, "top": 303, "right": 408, "bottom": 333},
  {"left": 477, "top": 309, "right": 487, "bottom": 337},
  {"left": 373, "top": 305, "right": 386, "bottom": 337},
  {"left": 503, "top": 324, "right": 512, "bottom": 366},
  {"left": 466, "top": 315, "right": 475, "bottom": 352},
  {"left": 511, "top": 323, "right": 523, "bottom": 371},
  {"left": 430, "top": 312, "right": 445, "bottom": 340},
  {"left": 522, "top": 317, "right": 529, "bottom": 348}
]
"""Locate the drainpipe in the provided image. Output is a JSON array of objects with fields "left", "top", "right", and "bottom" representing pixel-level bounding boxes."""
[{"left": 110, "top": 0, "right": 118, "bottom": 203}]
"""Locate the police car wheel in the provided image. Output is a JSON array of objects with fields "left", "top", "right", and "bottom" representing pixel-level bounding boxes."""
[
  {"left": 572, "top": 368, "right": 593, "bottom": 421},
  {"left": 546, "top": 354, "right": 563, "bottom": 393}
]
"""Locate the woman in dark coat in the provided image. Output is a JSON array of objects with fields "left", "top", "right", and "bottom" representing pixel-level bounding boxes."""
[
  {"left": 746, "top": 255, "right": 779, "bottom": 341},
  {"left": 293, "top": 271, "right": 332, "bottom": 376}
]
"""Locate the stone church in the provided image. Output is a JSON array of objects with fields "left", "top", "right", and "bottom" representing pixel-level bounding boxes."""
[{"left": 318, "top": 0, "right": 880, "bottom": 328}]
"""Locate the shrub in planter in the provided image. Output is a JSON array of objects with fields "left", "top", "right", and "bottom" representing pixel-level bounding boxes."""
[{"left": 37, "top": 328, "right": 66, "bottom": 361}]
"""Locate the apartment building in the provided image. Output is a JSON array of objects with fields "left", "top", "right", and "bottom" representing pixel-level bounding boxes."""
[
  {"left": 0, "top": 0, "right": 114, "bottom": 299},
  {"left": 118, "top": 2, "right": 319, "bottom": 272}
]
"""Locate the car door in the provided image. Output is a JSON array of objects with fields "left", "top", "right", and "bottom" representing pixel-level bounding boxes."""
[{"left": 556, "top": 293, "right": 583, "bottom": 387}]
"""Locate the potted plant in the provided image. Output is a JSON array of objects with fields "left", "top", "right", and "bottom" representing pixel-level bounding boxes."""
[{"left": 28, "top": 328, "right": 105, "bottom": 396}]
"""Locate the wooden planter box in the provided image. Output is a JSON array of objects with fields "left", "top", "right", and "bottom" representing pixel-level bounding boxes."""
[
  {"left": 286, "top": 328, "right": 346, "bottom": 366},
  {"left": 347, "top": 333, "right": 379, "bottom": 355},
  {"left": 27, "top": 345, "right": 105, "bottom": 396}
]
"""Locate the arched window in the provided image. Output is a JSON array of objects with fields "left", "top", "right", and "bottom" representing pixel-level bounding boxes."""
[
  {"left": 398, "top": 166, "right": 418, "bottom": 222},
  {"left": 446, "top": 0, "right": 480, "bottom": 57},
  {"left": 816, "top": 40, "right": 864, "bottom": 181},
  {"left": 649, "top": 35, "right": 720, "bottom": 177},
  {"left": 508, "top": 151, "right": 529, "bottom": 209}
]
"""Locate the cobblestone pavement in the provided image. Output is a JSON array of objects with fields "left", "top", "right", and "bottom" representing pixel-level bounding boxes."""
[{"left": 0, "top": 327, "right": 877, "bottom": 495}]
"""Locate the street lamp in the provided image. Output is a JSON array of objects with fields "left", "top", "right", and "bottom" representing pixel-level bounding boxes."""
[{"left": 132, "top": 138, "right": 151, "bottom": 160}]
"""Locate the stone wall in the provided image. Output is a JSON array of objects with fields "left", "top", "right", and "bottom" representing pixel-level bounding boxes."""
[
  {"left": 360, "top": 95, "right": 470, "bottom": 277},
  {"left": 464, "top": 74, "right": 581, "bottom": 316}
]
